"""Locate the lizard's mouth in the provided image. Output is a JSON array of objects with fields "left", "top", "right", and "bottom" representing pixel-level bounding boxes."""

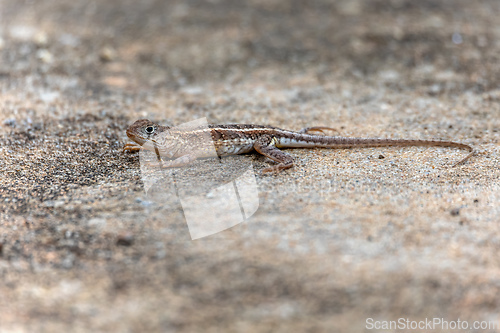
[{"left": 126, "top": 129, "right": 146, "bottom": 145}]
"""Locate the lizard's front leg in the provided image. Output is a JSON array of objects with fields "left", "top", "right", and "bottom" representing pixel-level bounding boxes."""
[
  {"left": 253, "top": 135, "right": 294, "bottom": 173},
  {"left": 122, "top": 142, "right": 142, "bottom": 152}
]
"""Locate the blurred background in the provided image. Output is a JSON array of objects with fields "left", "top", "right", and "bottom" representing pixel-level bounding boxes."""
[{"left": 2, "top": 0, "right": 498, "bottom": 104}]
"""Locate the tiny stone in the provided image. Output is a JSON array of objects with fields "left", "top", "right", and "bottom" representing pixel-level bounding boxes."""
[
  {"left": 61, "top": 254, "right": 75, "bottom": 269},
  {"left": 59, "top": 33, "right": 79, "bottom": 47},
  {"left": 450, "top": 208, "right": 460, "bottom": 216},
  {"left": 452, "top": 32, "right": 463, "bottom": 44},
  {"left": 42, "top": 200, "right": 56, "bottom": 208},
  {"left": 117, "top": 233, "right": 134, "bottom": 246},
  {"left": 54, "top": 200, "right": 66, "bottom": 208},
  {"left": 100, "top": 46, "right": 116, "bottom": 62},
  {"left": 140, "top": 200, "right": 154, "bottom": 207},
  {"left": 37, "top": 49, "right": 54, "bottom": 63},
  {"left": 87, "top": 218, "right": 106, "bottom": 228},
  {"left": 34, "top": 32, "right": 48, "bottom": 46},
  {"left": 378, "top": 155, "right": 385, "bottom": 159},
  {"left": 3, "top": 118, "right": 16, "bottom": 127}
]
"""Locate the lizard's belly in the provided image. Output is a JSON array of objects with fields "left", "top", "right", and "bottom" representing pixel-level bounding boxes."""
[
  {"left": 276, "top": 138, "right": 321, "bottom": 148},
  {"left": 215, "top": 143, "right": 255, "bottom": 156}
]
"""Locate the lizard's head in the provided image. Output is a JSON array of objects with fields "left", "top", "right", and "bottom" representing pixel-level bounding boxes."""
[
  {"left": 126, "top": 119, "right": 180, "bottom": 157},
  {"left": 126, "top": 119, "right": 167, "bottom": 145}
]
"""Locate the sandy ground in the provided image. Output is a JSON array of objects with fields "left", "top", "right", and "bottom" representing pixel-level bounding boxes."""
[{"left": 1, "top": 0, "right": 500, "bottom": 332}]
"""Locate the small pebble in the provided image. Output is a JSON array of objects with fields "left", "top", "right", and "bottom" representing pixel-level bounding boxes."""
[
  {"left": 450, "top": 208, "right": 460, "bottom": 216},
  {"left": 34, "top": 32, "right": 48, "bottom": 47},
  {"left": 3, "top": 118, "right": 16, "bottom": 127},
  {"left": 117, "top": 233, "right": 134, "bottom": 246},
  {"left": 59, "top": 33, "right": 79, "bottom": 47},
  {"left": 378, "top": 155, "right": 385, "bottom": 159},
  {"left": 87, "top": 218, "right": 107, "bottom": 228},
  {"left": 452, "top": 32, "right": 463, "bottom": 45},
  {"left": 37, "top": 49, "right": 54, "bottom": 64},
  {"left": 61, "top": 254, "right": 75, "bottom": 269},
  {"left": 100, "top": 46, "right": 116, "bottom": 62}
]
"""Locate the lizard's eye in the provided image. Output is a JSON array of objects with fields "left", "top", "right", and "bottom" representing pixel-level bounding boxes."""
[{"left": 145, "top": 126, "right": 155, "bottom": 134}]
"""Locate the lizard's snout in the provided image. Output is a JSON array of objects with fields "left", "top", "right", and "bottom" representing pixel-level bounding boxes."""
[
  {"left": 125, "top": 126, "right": 146, "bottom": 146},
  {"left": 126, "top": 127, "right": 134, "bottom": 139}
]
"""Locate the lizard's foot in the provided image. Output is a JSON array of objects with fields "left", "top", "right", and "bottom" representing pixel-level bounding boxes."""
[
  {"left": 123, "top": 143, "right": 142, "bottom": 153},
  {"left": 261, "top": 163, "right": 293, "bottom": 174},
  {"left": 298, "top": 126, "right": 338, "bottom": 135}
]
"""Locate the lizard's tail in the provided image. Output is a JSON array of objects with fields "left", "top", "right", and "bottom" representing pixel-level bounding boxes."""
[
  {"left": 286, "top": 136, "right": 475, "bottom": 167},
  {"left": 335, "top": 138, "right": 474, "bottom": 167}
]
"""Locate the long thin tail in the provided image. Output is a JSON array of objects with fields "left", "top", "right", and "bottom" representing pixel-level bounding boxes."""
[
  {"left": 280, "top": 134, "right": 475, "bottom": 167},
  {"left": 329, "top": 138, "right": 474, "bottom": 167}
]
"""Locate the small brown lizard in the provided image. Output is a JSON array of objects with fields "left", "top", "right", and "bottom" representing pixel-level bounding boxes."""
[{"left": 123, "top": 119, "right": 474, "bottom": 173}]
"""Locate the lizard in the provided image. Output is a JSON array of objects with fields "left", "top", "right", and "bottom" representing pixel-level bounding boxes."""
[{"left": 123, "top": 119, "right": 475, "bottom": 173}]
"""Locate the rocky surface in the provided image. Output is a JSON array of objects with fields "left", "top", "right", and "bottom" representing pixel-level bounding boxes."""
[{"left": 1, "top": 0, "right": 500, "bottom": 332}]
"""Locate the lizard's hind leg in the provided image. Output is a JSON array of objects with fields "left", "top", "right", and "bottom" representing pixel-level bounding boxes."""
[{"left": 253, "top": 135, "right": 294, "bottom": 173}]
